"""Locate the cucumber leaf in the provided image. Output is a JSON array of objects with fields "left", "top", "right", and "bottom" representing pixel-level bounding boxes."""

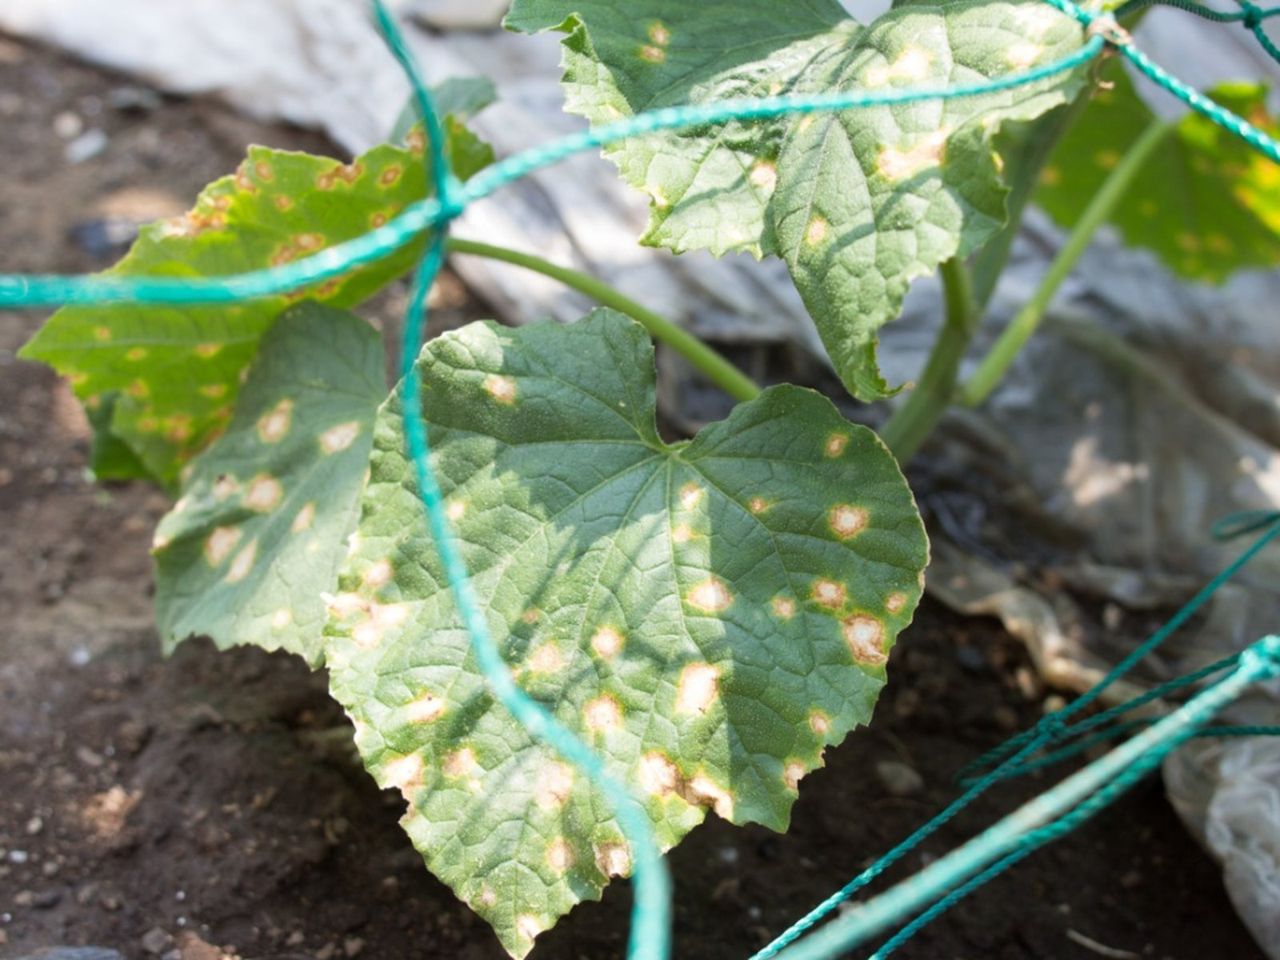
[
  {"left": 505, "top": 0, "right": 1091, "bottom": 400},
  {"left": 153, "top": 303, "right": 383, "bottom": 666},
  {"left": 1036, "top": 63, "right": 1280, "bottom": 282},
  {"left": 21, "top": 105, "right": 493, "bottom": 488},
  {"left": 325, "top": 309, "right": 928, "bottom": 957}
]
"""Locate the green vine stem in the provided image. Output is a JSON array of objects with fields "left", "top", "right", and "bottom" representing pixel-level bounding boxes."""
[
  {"left": 880, "top": 258, "right": 978, "bottom": 462},
  {"left": 445, "top": 237, "right": 762, "bottom": 403},
  {"left": 959, "top": 116, "right": 1174, "bottom": 407}
]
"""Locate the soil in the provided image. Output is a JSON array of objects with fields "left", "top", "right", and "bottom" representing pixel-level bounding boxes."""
[{"left": 0, "top": 35, "right": 1265, "bottom": 960}]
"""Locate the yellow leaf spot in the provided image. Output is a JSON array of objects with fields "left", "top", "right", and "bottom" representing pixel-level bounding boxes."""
[
  {"left": 535, "top": 762, "right": 574, "bottom": 810},
  {"left": 1004, "top": 42, "right": 1042, "bottom": 68},
  {"left": 1176, "top": 232, "right": 1200, "bottom": 253},
  {"left": 257, "top": 399, "right": 293, "bottom": 443},
  {"left": 405, "top": 691, "right": 445, "bottom": 724},
  {"left": 546, "top": 837, "right": 574, "bottom": 874},
  {"left": 319, "top": 420, "right": 361, "bottom": 454},
  {"left": 828, "top": 504, "right": 868, "bottom": 539},
  {"left": 747, "top": 496, "right": 770, "bottom": 515},
  {"left": 271, "top": 608, "right": 292, "bottom": 629},
  {"left": 675, "top": 662, "right": 721, "bottom": 715},
  {"left": 1096, "top": 149, "right": 1121, "bottom": 170},
  {"left": 812, "top": 579, "right": 846, "bottom": 609},
  {"left": 750, "top": 161, "right": 777, "bottom": 191},
  {"left": 477, "top": 888, "right": 498, "bottom": 908},
  {"left": 886, "top": 592, "right": 908, "bottom": 614},
  {"left": 584, "top": 695, "right": 623, "bottom": 733},
  {"left": 516, "top": 916, "right": 542, "bottom": 945},
  {"left": 204, "top": 526, "right": 241, "bottom": 566},
  {"left": 638, "top": 44, "right": 665, "bottom": 63},
  {"left": 687, "top": 775, "right": 734, "bottom": 820},
  {"left": 382, "top": 752, "right": 425, "bottom": 797},
  {"left": 784, "top": 760, "right": 806, "bottom": 791},
  {"left": 244, "top": 474, "right": 283, "bottom": 512},
  {"left": 671, "top": 524, "right": 695, "bottom": 544},
  {"left": 809, "top": 710, "right": 831, "bottom": 736},
  {"left": 687, "top": 577, "right": 733, "bottom": 613},
  {"left": 824, "top": 432, "right": 848, "bottom": 458},
  {"left": 292, "top": 502, "right": 316, "bottom": 532},
  {"left": 877, "top": 130, "right": 948, "bottom": 181},
  {"left": 594, "top": 841, "right": 631, "bottom": 878},
  {"left": 254, "top": 160, "right": 274, "bottom": 182},
  {"left": 444, "top": 746, "right": 479, "bottom": 780},
  {"left": 842, "top": 614, "right": 887, "bottom": 665},
  {"left": 194, "top": 343, "right": 221, "bottom": 358},
  {"left": 679, "top": 483, "right": 704, "bottom": 510},
  {"left": 1205, "top": 233, "right": 1232, "bottom": 254},
  {"left": 648, "top": 21, "right": 670, "bottom": 46},
  {"left": 199, "top": 383, "right": 228, "bottom": 399},
  {"left": 483, "top": 374, "right": 517, "bottom": 405},
  {"left": 528, "top": 642, "right": 564, "bottom": 674},
  {"left": 864, "top": 45, "right": 932, "bottom": 87},
  {"left": 274, "top": 195, "right": 293, "bottom": 212},
  {"left": 363, "top": 559, "right": 394, "bottom": 589},
  {"left": 805, "top": 216, "right": 828, "bottom": 246},
  {"left": 93, "top": 326, "right": 112, "bottom": 341},
  {"left": 379, "top": 164, "right": 403, "bottom": 187},
  {"left": 771, "top": 596, "right": 796, "bottom": 620},
  {"left": 1041, "top": 165, "right": 1062, "bottom": 186},
  {"left": 226, "top": 540, "right": 258, "bottom": 584},
  {"left": 591, "top": 626, "right": 625, "bottom": 660},
  {"left": 125, "top": 379, "right": 148, "bottom": 399},
  {"left": 638, "top": 752, "right": 680, "bottom": 797},
  {"left": 125, "top": 347, "right": 147, "bottom": 362}
]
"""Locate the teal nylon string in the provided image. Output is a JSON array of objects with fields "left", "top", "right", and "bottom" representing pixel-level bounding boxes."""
[
  {"left": 753, "top": 512, "right": 1280, "bottom": 959},
  {"left": 770, "top": 636, "right": 1280, "bottom": 960},
  {"left": 370, "top": 3, "right": 673, "bottom": 958},
  {"left": 0, "top": 37, "right": 1106, "bottom": 308}
]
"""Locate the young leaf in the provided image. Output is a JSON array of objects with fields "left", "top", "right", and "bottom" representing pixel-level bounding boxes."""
[
  {"left": 325, "top": 309, "right": 928, "bottom": 957},
  {"left": 20, "top": 111, "right": 493, "bottom": 488},
  {"left": 505, "top": 0, "right": 1091, "bottom": 400},
  {"left": 1036, "top": 63, "right": 1280, "bottom": 282},
  {"left": 152, "top": 303, "right": 383, "bottom": 666}
]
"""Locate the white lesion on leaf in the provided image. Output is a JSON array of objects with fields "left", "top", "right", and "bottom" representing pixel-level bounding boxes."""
[
  {"left": 535, "top": 761, "right": 574, "bottom": 810},
  {"left": 678, "top": 483, "right": 704, "bottom": 510},
  {"left": 783, "top": 760, "right": 806, "bottom": 791},
  {"left": 828, "top": 504, "right": 868, "bottom": 539},
  {"left": 842, "top": 614, "right": 888, "bottom": 665},
  {"left": 319, "top": 420, "right": 362, "bottom": 454},
  {"left": 1004, "top": 42, "right": 1043, "bottom": 68},
  {"left": 291, "top": 502, "right": 316, "bottom": 532},
  {"left": 244, "top": 474, "right": 283, "bottom": 512},
  {"left": 381, "top": 751, "right": 425, "bottom": 800},
  {"left": 877, "top": 129, "right": 949, "bottom": 182},
  {"left": 225, "top": 539, "right": 258, "bottom": 584},
  {"left": 527, "top": 641, "right": 564, "bottom": 674},
  {"left": 687, "top": 577, "right": 733, "bottom": 613},
  {"left": 804, "top": 216, "right": 829, "bottom": 246},
  {"left": 482, "top": 374, "right": 518, "bottom": 405},
  {"left": 771, "top": 595, "right": 796, "bottom": 620},
  {"left": 204, "top": 526, "right": 241, "bottom": 567},
  {"left": 594, "top": 841, "right": 631, "bottom": 878},
  {"left": 811, "top": 578, "right": 846, "bottom": 609},
  {"left": 886, "top": 591, "right": 909, "bottom": 614},
  {"left": 809, "top": 709, "right": 831, "bottom": 736},
  {"left": 584, "top": 694, "right": 623, "bottom": 732},
  {"left": 675, "top": 662, "right": 721, "bottom": 715},
  {"left": 591, "top": 626, "right": 625, "bottom": 661},
  {"left": 824, "top": 432, "right": 849, "bottom": 458},
  {"left": 271, "top": 608, "right": 292, "bottom": 629},
  {"left": 545, "top": 837, "right": 574, "bottom": 874},
  {"left": 863, "top": 45, "right": 932, "bottom": 87},
  {"left": 363, "top": 558, "right": 394, "bottom": 589},
  {"left": 257, "top": 399, "right": 293, "bottom": 443},
  {"left": 404, "top": 691, "right": 445, "bottom": 724}
]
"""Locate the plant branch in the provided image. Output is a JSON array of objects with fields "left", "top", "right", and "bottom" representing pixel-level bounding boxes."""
[
  {"left": 959, "top": 117, "right": 1174, "bottom": 408},
  {"left": 880, "top": 258, "right": 978, "bottom": 462},
  {"left": 445, "top": 237, "right": 762, "bottom": 403}
]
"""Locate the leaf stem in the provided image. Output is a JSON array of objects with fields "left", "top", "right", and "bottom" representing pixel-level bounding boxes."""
[
  {"left": 445, "top": 237, "right": 762, "bottom": 403},
  {"left": 880, "top": 257, "right": 978, "bottom": 462},
  {"left": 959, "top": 117, "right": 1174, "bottom": 407}
]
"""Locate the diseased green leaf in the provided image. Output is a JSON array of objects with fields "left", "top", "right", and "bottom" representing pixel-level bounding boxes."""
[
  {"left": 20, "top": 110, "right": 493, "bottom": 488},
  {"left": 85, "top": 392, "right": 151, "bottom": 481},
  {"left": 391, "top": 76, "right": 498, "bottom": 144},
  {"left": 505, "top": 0, "right": 1090, "bottom": 400},
  {"left": 1037, "top": 63, "right": 1280, "bottom": 282},
  {"left": 325, "top": 309, "right": 928, "bottom": 957},
  {"left": 153, "top": 303, "right": 383, "bottom": 666}
]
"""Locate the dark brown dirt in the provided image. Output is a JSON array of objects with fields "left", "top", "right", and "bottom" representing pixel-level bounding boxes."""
[{"left": 0, "top": 35, "right": 1264, "bottom": 960}]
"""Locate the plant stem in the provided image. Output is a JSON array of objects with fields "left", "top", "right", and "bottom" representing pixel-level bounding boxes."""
[
  {"left": 959, "top": 117, "right": 1174, "bottom": 407},
  {"left": 880, "top": 258, "right": 978, "bottom": 462},
  {"left": 445, "top": 237, "right": 762, "bottom": 403}
]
